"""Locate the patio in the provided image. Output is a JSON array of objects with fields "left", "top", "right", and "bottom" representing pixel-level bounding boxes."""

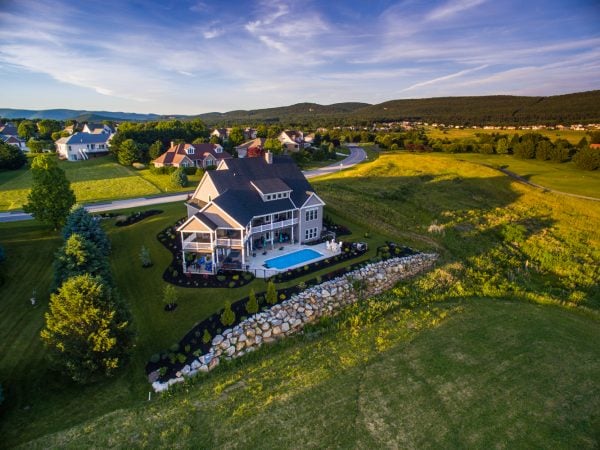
[{"left": 245, "top": 241, "right": 342, "bottom": 278}]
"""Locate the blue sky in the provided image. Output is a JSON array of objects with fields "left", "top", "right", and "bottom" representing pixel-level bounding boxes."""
[{"left": 0, "top": 0, "right": 598, "bottom": 114}]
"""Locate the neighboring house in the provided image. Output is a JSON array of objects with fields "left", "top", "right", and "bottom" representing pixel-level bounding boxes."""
[
  {"left": 0, "top": 122, "right": 19, "bottom": 137},
  {"left": 211, "top": 128, "right": 230, "bottom": 141},
  {"left": 244, "top": 127, "right": 258, "bottom": 140},
  {"left": 278, "top": 130, "right": 310, "bottom": 152},
  {"left": 590, "top": 143, "right": 600, "bottom": 149},
  {"left": 152, "top": 142, "right": 232, "bottom": 168},
  {"left": 82, "top": 122, "right": 114, "bottom": 134},
  {"left": 1, "top": 134, "right": 27, "bottom": 150},
  {"left": 63, "top": 124, "right": 77, "bottom": 135},
  {"left": 177, "top": 152, "right": 325, "bottom": 274},
  {"left": 55, "top": 132, "right": 111, "bottom": 161},
  {"left": 234, "top": 138, "right": 266, "bottom": 158}
]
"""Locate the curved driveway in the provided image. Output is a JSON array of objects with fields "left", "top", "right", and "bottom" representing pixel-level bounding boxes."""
[{"left": 0, "top": 146, "right": 367, "bottom": 223}]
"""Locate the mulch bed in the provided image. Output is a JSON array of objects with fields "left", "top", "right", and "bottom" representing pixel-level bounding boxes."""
[{"left": 146, "top": 241, "right": 416, "bottom": 382}]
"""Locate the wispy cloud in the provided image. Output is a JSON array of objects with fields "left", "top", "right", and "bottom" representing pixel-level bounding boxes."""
[
  {"left": 0, "top": 0, "right": 598, "bottom": 114},
  {"left": 399, "top": 64, "right": 489, "bottom": 93},
  {"left": 426, "top": 0, "right": 487, "bottom": 21}
]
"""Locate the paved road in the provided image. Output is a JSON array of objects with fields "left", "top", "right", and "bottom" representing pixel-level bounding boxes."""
[
  {"left": 304, "top": 145, "right": 367, "bottom": 179},
  {"left": 0, "top": 146, "right": 367, "bottom": 223}
]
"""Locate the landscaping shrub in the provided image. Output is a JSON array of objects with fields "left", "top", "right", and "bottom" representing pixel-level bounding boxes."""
[
  {"left": 170, "top": 167, "right": 188, "bottom": 187},
  {"left": 220, "top": 302, "right": 235, "bottom": 326},
  {"left": 246, "top": 289, "right": 259, "bottom": 314},
  {"left": 132, "top": 162, "right": 146, "bottom": 170},
  {"left": 266, "top": 281, "right": 277, "bottom": 305},
  {"left": 139, "top": 245, "right": 152, "bottom": 267},
  {"left": 202, "top": 329, "right": 212, "bottom": 344},
  {"left": 150, "top": 354, "right": 160, "bottom": 363}
]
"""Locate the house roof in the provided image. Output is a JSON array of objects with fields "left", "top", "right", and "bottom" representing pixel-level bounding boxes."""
[
  {"left": 1, "top": 135, "right": 22, "bottom": 144},
  {"left": 235, "top": 138, "right": 265, "bottom": 149},
  {"left": 0, "top": 123, "right": 18, "bottom": 136},
  {"left": 193, "top": 155, "right": 315, "bottom": 226},
  {"left": 252, "top": 178, "right": 290, "bottom": 194},
  {"left": 64, "top": 132, "right": 110, "bottom": 144},
  {"left": 152, "top": 143, "right": 232, "bottom": 165}
]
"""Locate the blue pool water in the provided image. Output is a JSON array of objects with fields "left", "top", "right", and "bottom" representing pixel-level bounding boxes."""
[{"left": 264, "top": 249, "right": 323, "bottom": 270}]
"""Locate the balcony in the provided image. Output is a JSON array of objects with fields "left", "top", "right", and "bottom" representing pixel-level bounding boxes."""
[
  {"left": 182, "top": 234, "right": 212, "bottom": 251},
  {"left": 216, "top": 238, "right": 243, "bottom": 247},
  {"left": 250, "top": 217, "right": 299, "bottom": 234}
]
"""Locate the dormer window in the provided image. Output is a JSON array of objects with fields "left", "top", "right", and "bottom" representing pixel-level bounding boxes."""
[
  {"left": 215, "top": 145, "right": 223, "bottom": 153},
  {"left": 187, "top": 146, "right": 195, "bottom": 155}
]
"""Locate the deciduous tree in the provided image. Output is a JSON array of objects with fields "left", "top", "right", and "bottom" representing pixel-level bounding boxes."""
[
  {"left": 24, "top": 154, "right": 75, "bottom": 229},
  {"left": 0, "top": 141, "right": 27, "bottom": 169}
]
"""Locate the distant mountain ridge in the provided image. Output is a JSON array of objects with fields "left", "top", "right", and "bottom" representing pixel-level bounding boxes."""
[{"left": 2, "top": 90, "right": 599, "bottom": 125}]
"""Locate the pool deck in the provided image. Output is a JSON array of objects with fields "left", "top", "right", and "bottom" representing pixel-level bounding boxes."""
[{"left": 247, "top": 242, "right": 342, "bottom": 278}]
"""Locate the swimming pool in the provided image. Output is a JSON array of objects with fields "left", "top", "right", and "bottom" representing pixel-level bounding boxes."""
[{"left": 264, "top": 248, "right": 323, "bottom": 270}]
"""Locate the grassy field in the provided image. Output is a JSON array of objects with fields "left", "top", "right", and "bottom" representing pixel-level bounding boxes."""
[
  {"left": 425, "top": 126, "right": 590, "bottom": 144},
  {"left": 19, "top": 300, "right": 600, "bottom": 448},
  {"left": 1, "top": 152, "right": 599, "bottom": 447},
  {"left": 0, "top": 157, "right": 200, "bottom": 211},
  {"left": 428, "top": 152, "right": 600, "bottom": 198}
]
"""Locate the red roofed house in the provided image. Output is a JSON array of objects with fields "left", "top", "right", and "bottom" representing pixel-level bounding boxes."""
[
  {"left": 234, "top": 138, "right": 266, "bottom": 158},
  {"left": 152, "top": 142, "right": 232, "bottom": 169}
]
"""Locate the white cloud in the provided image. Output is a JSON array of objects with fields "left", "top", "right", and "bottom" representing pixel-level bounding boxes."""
[
  {"left": 399, "top": 64, "right": 489, "bottom": 92},
  {"left": 426, "top": 0, "right": 487, "bottom": 21}
]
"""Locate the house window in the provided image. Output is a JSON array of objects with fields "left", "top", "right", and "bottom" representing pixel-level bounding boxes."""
[
  {"left": 182, "top": 162, "right": 188, "bottom": 167},
  {"left": 266, "top": 194, "right": 271, "bottom": 200},
  {"left": 304, "top": 227, "right": 318, "bottom": 240},
  {"left": 277, "top": 193, "right": 282, "bottom": 199},
  {"left": 187, "top": 147, "right": 195, "bottom": 155},
  {"left": 305, "top": 208, "right": 318, "bottom": 221}
]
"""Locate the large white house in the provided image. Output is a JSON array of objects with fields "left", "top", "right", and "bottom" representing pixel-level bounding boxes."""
[
  {"left": 55, "top": 132, "right": 111, "bottom": 161},
  {"left": 177, "top": 152, "right": 325, "bottom": 274}
]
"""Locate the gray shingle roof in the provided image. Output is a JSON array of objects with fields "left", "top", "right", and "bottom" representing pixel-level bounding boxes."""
[
  {"left": 201, "top": 155, "right": 315, "bottom": 226},
  {"left": 252, "top": 178, "right": 290, "bottom": 195},
  {"left": 65, "top": 132, "right": 110, "bottom": 144}
]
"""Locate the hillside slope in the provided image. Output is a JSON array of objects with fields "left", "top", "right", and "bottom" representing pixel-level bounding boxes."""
[
  {"left": 2, "top": 90, "right": 599, "bottom": 124},
  {"left": 5, "top": 153, "right": 599, "bottom": 448}
]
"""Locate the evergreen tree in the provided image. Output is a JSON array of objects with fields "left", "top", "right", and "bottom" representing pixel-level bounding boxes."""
[
  {"left": 53, "top": 234, "right": 112, "bottom": 289},
  {"left": 62, "top": 206, "right": 110, "bottom": 255},
  {"left": 0, "top": 141, "right": 27, "bottom": 170},
  {"left": 266, "top": 281, "right": 277, "bottom": 305},
  {"left": 220, "top": 301, "right": 235, "bottom": 326},
  {"left": 139, "top": 245, "right": 152, "bottom": 267},
  {"left": 117, "top": 139, "right": 139, "bottom": 166},
  {"left": 24, "top": 154, "right": 76, "bottom": 230},
  {"left": 245, "top": 288, "right": 259, "bottom": 314},
  {"left": 162, "top": 284, "right": 177, "bottom": 309},
  {"left": 170, "top": 167, "right": 188, "bottom": 187},
  {"left": 40, "top": 274, "right": 132, "bottom": 383}
]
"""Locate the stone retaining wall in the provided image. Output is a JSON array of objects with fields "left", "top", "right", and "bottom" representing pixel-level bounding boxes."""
[{"left": 152, "top": 253, "right": 437, "bottom": 392}]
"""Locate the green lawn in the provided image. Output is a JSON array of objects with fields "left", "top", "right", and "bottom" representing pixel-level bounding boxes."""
[
  {"left": 0, "top": 157, "right": 200, "bottom": 211},
  {"left": 20, "top": 300, "right": 600, "bottom": 448},
  {"left": 1, "top": 152, "right": 599, "bottom": 447},
  {"left": 425, "top": 126, "right": 590, "bottom": 144}
]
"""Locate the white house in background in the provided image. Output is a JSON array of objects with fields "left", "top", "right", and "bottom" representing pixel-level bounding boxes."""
[
  {"left": 55, "top": 132, "right": 111, "bottom": 161},
  {"left": 82, "top": 122, "right": 114, "bottom": 134},
  {"left": 278, "top": 130, "right": 310, "bottom": 152},
  {"left": 1, "top": 134, "right": 27, "bottom": 150}
]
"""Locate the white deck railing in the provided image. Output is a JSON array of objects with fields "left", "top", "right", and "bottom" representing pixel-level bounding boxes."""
[
  {"left": 250, "top": 217, "right": 298, "bottom": 234},
  {"left": 215, "top": 238, "right": 242, "bottom": 247}
]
